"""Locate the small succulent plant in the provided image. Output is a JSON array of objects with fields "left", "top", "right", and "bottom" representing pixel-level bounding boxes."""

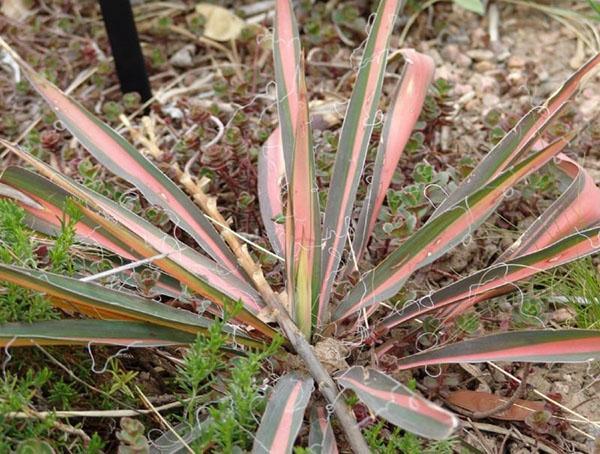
[{"left": 0, "top": 0, "right": 599, "bottom": 451}]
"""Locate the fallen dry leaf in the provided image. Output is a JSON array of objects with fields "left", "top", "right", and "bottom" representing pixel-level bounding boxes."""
[
  {"left": 1, "top": 0, "right": 30, "bottom": 21},
  {"left": 195, "top": 3, "right": 245, "bottom": 42},
  {"left": 447, "top": 390, "right": 546, "bottom": 421}
]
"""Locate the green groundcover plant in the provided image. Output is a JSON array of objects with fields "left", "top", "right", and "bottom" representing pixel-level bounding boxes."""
[{"left": 0, "top": 0, "right": 600, "bottom": 451}]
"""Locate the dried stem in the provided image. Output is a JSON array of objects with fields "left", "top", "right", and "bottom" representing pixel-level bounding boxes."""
[{"left": 175, "top": 167, "right": 370, "bottom": 454}]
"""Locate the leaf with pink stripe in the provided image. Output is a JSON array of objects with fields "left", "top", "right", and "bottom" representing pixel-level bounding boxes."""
[
  {"left": 432, "top": 53, "right": 600, "bottom": 217},
  {"left": 319, "top": 0, "right": 404, "bottom": 325},
  {"left": 0, "top": 166, "right": 210, "bottom": 304},
  {"left": 497, "top": 154, "right": 600, "bottom": 261},
  {"left": 2, "top": 142, "right": 276, "bottom": 337},
  {"left": 396, "top": 330, "right": 600, "bottom": 370},
  {"left": 258, "top": 129, "right": 286, "bottom": 257},
  {"left": 0, "top": 263, "right": 262, "bottom": 348},
  {"left": 0, "top": 41, "right": 244, "bottom": 280},
  {"left": 308, "top": 406, "right": 338, "bottom": 454},
  {"left": 337, "top": 367, "right": 458, "bottom": 440},
  {"left": 285, "top": 71, "right": 321, "bottom": 338},
  {"left": 0, "top": 320, "right": 197, "bottom": 348},
  {"left": 253, "top": 373, "right": 314, "bottom": 454},
  {"left": 376, "top": 225, "right": 600, "bottom": 333},
  {"left": 273, "top": 0, "right": 302, "bottom": 177},
  {"left": 0, "top": 166, "right": 139, "bottom": 261},
  {"left": 353, "top": 49, "right": 435, "bottom": 262},
  {"left": 376, "top": 156, "right": 600, "bottom": 333},
  {"left": 334, "top": 135, "right": 571, "bottom": 322}
]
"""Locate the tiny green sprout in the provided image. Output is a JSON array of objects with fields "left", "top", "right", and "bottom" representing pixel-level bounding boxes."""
[
  {"left": 399, "top": 184, "right": 425, "bottom": 208},
  {"left": 102, "top": 101, "right": 123, "bottom": 122},
  {"left": 406, "top": 377, "right": 418, "bottom": 391},
  {"left": 188, "top": 14, "right": 206, "bottom": 36},
  {"left": 433, "top": 78, "right": 452, "bottom": 97},
  {"left": 15, "top": 80, "right": 30, "bottom": 95},
  {"left": 484, "top": 109, "right": 502, "bottom": 127},
  {"left": 212, "top": 79, "right": 228, "bottom": 97},
  {"left": 273, "top": 213, "right": 286, "bottom": 224},
  {"left": 122, "top": 92, "right": 142, "bottom": 111},
  {"left": 57, "top": 17, "right": 74, "bottom": 33},
  {"left": 518, "top": 298, "right": 544, "bottom": 323},
  {"left": 413, "top": 161, "right": 434, "bottom": 184},
  {"left": 238, "top": 191, "right": 255, "bottom": 209},
  {"left": 456, "top": 312, "right": 480, "bottom": 334},
  {"left": 405, "top": 131, "right": 425, "bottom": 155},
  {"left": 116, "top": 417, "right": 149, "bottom": 453},
  {"left": 489, "top": 126, "right": 506, "bottom": 144},
  {"left": 232, "top": 111, "right": 248, "bottom": 125},
  {"left": 97, "top": 60, "right": 112, "bottom": 76},
  {"left": 155, "top": 16, "right": 173, "bottom": 34},
  {"left": 150, "top": 48, "right": 166, "bottom": 68},
  {"left": 333, "top": 4, "right": 360, "bottom": 24},
  {"left": 225, "top": 126, "right": 243, "bottom": 146},
  {"left": 48, "top": 380, "right": 78, "bottom": 409},
  {"left": 386, "top": 189, "right": 403, "bottom": 213}
]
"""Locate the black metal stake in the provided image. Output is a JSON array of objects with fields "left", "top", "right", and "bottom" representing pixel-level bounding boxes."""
[{"left": 98, "top": 0, "right": 152, "bottom": 102}]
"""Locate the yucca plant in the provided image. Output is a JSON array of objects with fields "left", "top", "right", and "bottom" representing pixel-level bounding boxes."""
[{"left": 1, "top": 0, "right": 600, "bottom": 451}]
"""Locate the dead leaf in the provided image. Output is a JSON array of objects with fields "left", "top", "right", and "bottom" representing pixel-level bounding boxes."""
[
  {"left": 447, "top": 390, "right": 546, "bottom": 421},
  {"left": 195, "top": 3, "right": 245, "bottom": 42},
  {"left": 1, "top": 0, "right": 30, "bottom": 21}
]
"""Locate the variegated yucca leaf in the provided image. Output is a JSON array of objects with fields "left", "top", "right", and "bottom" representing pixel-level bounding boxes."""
[
  {"left": 308, "top": 407, "right": 338, "bottom": 454},
  {"left": 432, "top": 53, "right": 600, "bottom": 216},
  {"left": 377, "top": 156, "right": 600, "bottom": 332},
  {"left": 319, "top": 0, "right": 405, "bottom": 325},
  {"left": 0, "top": 38, "right": 244, "bottom": 281},
  {"left": 285, "top": 71, "right": 321, "bottom": 338},
  {"left": 395, "top": 330, "right": 600, "bottom": 369},
  {"left": 337, "top": 367, "right": 458, "bottom": 440},
  {"left": 0, "top": 166, "right": 139, "bottom": 260},
  {"left": 1, "top": 142, "right": 275, "bottom": 337},
  {"left": 253, "top": 373, "right": 314, "bottom": 454},
  {"left": 352, "top": 49, "right": 435, "bottom": 262},
  {"left": 497, "top": 154, "right": 600, "bottom": 260},
  {"left": 0, "top": 166, "right": 196, "bottom": 301},
  {"left": 258, "top": 129, "right": 286, "bottom": 257},
  {"left": 377, "top": 225, "right": 600, "bottom": 332},
  {"left": 0, "top": 320, "right": 196, "bottom": 347},
  {"left": 273, "top": 0, "right": 302, "bottom": 178},
  {"left": 334, "top": 135, "right": 571, "bottom": 322},
  {"left": 0, "top": 263, "right": 261, "bottom": 348}
]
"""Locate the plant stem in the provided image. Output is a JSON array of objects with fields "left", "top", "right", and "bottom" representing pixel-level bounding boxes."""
[{"left": 177, "top": 168, "right": 370, "bottom": 453}]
